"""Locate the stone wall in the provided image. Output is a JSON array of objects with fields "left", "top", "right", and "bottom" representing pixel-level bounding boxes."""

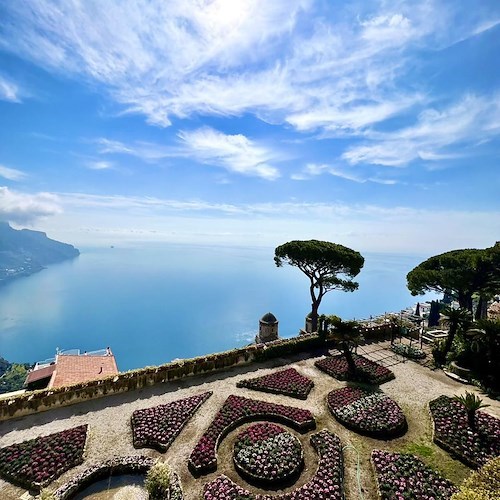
[{"left": 0, "top": 334, "right": 319, "bottom": 422}]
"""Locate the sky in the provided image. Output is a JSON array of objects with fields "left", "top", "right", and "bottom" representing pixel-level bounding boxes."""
[{"left": 0, "top": 0, "right": 499, "bottom": 255}]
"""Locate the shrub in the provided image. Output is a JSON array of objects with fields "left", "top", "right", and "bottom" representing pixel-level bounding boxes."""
[
  {"left": 452, "top": 456, "right": 500, "bottom": 500},
  {"left": 432, "top": 339, "right": 447, "bottom": 367},
  {"left": 391, "top": 343, "right": 426, "bottom": 360},
  {"left": 145, "top": 461, "right": 172, "bottom": 499}
]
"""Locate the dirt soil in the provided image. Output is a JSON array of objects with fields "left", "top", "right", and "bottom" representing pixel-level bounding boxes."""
[{"left": 1, "top": 339, "right": 499, "bottom": 500}]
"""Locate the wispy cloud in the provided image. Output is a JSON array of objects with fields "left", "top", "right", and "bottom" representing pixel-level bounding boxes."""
[
  {"left": 342, "top": 94, "right": 500, "bottom": 166},
  {"left": 96, "top": 127, "right": 283, "bottom": 179},
  {"left": 85, "top": 160, "right": 114, "bottom": 170},
  {"left": 0, "top": 165, "right": 28, "bottom": 181},
  {"left": 177, "top": 127, "right": 280, "bottom": 180},
  {"left": 0, "top": 187, "right": 62, "bottom": 224},
  {"left": 1, "top": 0, "right": 489, "bottom": 135},
  {"left": 0, "top": 76, "right": 21, "bottom": 103},
  {"left": 291, "top": 163, "right": 398, "bottom": 185}
]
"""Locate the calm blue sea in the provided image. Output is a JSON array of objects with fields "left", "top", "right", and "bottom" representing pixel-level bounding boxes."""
[{"left": 0, "top": 244, "right": 435, "bottom": 371}]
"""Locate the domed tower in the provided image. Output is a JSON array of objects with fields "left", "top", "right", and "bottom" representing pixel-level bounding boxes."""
[{"left": 256, "top": 312, "right": 279, "bottom": 343}]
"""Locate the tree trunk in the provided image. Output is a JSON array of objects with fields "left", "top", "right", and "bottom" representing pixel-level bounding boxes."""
[
  {"left": 467, "top": 409, "right": 476, "bottom": 431},
  {"left": 310, "top": 302, "right": 319, "bottom": 332},
  {"left": 343, "top": 345, "right": 357, "bottom": 375},
  {"left": 443, "top": 324, "right": 457, "bottom": 356},
  {"left": 475, "top": 296, "right": 488, "bottom": 320}
]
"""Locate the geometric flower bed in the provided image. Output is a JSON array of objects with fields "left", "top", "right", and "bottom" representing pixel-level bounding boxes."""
[
  {"left": 236, "top": 368, "right": 314, "bottom": 400},
  {"left": 233, "top": 423, "right": 303, "bottom": 486},
  {"left": 0, "top": 424, "right": 88, "bottom": 491},
  {"left": 327, "top": 387, "right": 407, "bottom": 438},
  {"left": 189, "top": 395, "right": 315, "bottom": 476},
  {"left": 371, "top": 450, "right": 458, "bottom": 499},
  {"left": 391, "top": 343, "right": 426, "bottom": 360},
  {"left": 429, "top": 395, "right": 500, "bottom": 468},
  {"left": 203, "top": 429, "right": 344, "bottom": 499},
  {"left": 131, "top": 391, "right": 212, "bottom": 452},
  {"left": 315, "top": 354, "right": 395, "bottom": 384}
]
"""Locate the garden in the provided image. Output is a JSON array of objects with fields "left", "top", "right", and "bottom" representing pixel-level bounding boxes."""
[{"left": 0, "top": 343, "right": 499, "bottom": 500}]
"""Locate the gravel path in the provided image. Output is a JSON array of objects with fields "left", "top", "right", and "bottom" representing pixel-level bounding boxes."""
[{"left": 1, "top": 340, "right": 499, "bottom": 499}]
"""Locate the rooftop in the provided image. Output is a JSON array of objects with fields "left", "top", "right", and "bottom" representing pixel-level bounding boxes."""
[{"left": 48, "top": 352, "right": 118, "bottom": 388}]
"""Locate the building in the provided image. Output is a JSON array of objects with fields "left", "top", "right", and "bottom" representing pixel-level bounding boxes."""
[
  {"left": 255, "top": 312, "right": 279, "bottom": 343},
  {"left": 25, "top": 348, "right": 118, "bottom": 390}
]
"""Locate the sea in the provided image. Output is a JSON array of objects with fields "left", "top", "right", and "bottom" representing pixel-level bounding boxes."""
[{"left": 0, "top": 244, "right": 436, "bottom": 371}]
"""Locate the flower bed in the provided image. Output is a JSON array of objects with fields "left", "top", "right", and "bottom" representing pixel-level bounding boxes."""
[
  {"left": 429, "top": 395, "right": 500, "bottom": 468},
  {"left": 236, "top": 368, "right": 314, "bottom": 400},
  {"left": 0, "top": 424, "right": 88, "bottom": 491},
  {"left": 315, "top": 354, "right": 395, "bottom": 384},
  {"left": 391, "top": 343, "right": 426, "bottom": 360},
  {"left": 233, "top": 423, "right": 303, "bottom": 486},
  {"left": 327, "top": 387, "right": 407, "bottom": 438},
  {"left": 203, "top": 429, "right": 344, "bottom": 499},
  {"left": 189, "top": 394, "right": 315, "bottom": 475},
  {"left": 371, "top": 450, "right": 457, "bottom": 499},
  {"left": 132, "top": 391, "right": 211, "bottom": 452}
]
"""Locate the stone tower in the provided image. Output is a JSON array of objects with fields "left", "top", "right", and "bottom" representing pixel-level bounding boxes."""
[{"left": 256, "top": 312, "right": 279, "bottom": 343}]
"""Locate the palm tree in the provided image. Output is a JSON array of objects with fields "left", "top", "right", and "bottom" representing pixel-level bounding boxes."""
[
  {"left": 453, "top": 391, "right": 489, "bottom": 431},
  {"left": 442, "top": 306, "right": 472, "bottom": 358},
  {"left": 326, "top": 317, "right": 361, "bottom": 376},
  {"left": 467, "top": 319, "right": 500, "bottom": 388}
]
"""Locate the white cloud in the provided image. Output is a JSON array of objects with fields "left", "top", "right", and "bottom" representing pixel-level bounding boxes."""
[
  {"left": 291, "top": 163, "right": 398, "bottom": 185},
  {"left": 34, "top": 191, "right": 498, "bottom": 253},
  {"left": 0, "top": 76, "right": 21, "bottom": 102},
  {"left": 85, "top": 160, "right": 114, "bottom": 170},
  {"left": 343, "top": 94, "right": 500, "bottom": 166},
  {"left": 96, "top": 128, "right": 283, "bottom": 179},
  {"left": 0, "top": 187, "right": 62, "bottom": 224},
  {"left": 177, "top": 127, "right": 280, "bottom": 180},
  {"left": 1, "top": 0, "right": 487, "bottom": 136},
  {"left": 0, "top": 165, "right": 27, "bottom": 181}
]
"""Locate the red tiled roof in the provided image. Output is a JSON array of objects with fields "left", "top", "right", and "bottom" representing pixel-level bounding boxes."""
[
  {"left": 48, "top": 354, "right": 118, "bottom": 388},
  {"left": 25, "top": 364, "right": 56, "bottom": 385}
]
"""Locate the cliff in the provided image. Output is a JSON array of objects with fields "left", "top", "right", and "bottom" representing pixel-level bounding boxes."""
[{"left": 0, "top": 222, "right": 79, "bottom": 285}]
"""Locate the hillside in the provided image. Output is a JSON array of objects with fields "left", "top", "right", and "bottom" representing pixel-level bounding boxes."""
[{"left": 0, "top": 222, "right": 79, "bottom": 285}]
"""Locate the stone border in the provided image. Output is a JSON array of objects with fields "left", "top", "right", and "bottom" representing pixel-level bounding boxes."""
[
  {"left": 327, "top": 388, "right": 407, "bottom": 439},
  {"left": 233, "top": 424, "right": 304, "bottom": 488},
  {"left": 188, "top": 396, "right": 316, "bottom": 476},
  {"left": 53, "top": 455, "right": 183, "bottom": 499}
]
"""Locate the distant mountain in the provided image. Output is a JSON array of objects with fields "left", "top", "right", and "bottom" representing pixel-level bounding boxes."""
[{"left": 0, "top": 222, "right": 79, "bottom": 285}]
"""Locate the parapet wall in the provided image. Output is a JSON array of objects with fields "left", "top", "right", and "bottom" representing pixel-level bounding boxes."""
[
  {"left": 0, "top": 324, "right": 392, "bottom": 422},
  {"left": 0, "top": 334, "right": 314, "bottom": 421}
]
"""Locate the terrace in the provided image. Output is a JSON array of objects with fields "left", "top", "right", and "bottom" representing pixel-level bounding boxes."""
[{"left": 0, "top": 338, "right": 498, "bottom": 499}]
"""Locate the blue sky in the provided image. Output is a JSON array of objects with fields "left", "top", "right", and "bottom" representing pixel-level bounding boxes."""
[{"left": 0, "top": 0, "right": 499, "bottom": 254}]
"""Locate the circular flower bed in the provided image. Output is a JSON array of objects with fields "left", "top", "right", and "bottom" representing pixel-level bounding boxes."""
[
  {"left": 236, "top": 368, "right": 314, "bottom": 400},
  {"left": 430, "top": 395, "right": 500, "bottom": 468},
  {"left": 132, "top": 391, "right": 212, "bottom": 452},
  {"left": 204, "top": 429, "right": 344, "bottom": 499},
  {"left": 0, "top": 424, "right": 87, "bottom": 491},
  {"left": 327, "top": 387, "right": 407, "bottom": 438},
  {"left": 233, "top": 423, "right": 303, "bottom": 486},
  {"left": 315, "top": 354, "right": 395, "bottom": 384},
  {"left": 189, "top": 395, "right": 315, "bottom": 476},
  {"left": 372, "top": 450, "right": 457, "bottom": 499},
  {"left": 391, "top": 343, "right": 426, "bottom": 360}
]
